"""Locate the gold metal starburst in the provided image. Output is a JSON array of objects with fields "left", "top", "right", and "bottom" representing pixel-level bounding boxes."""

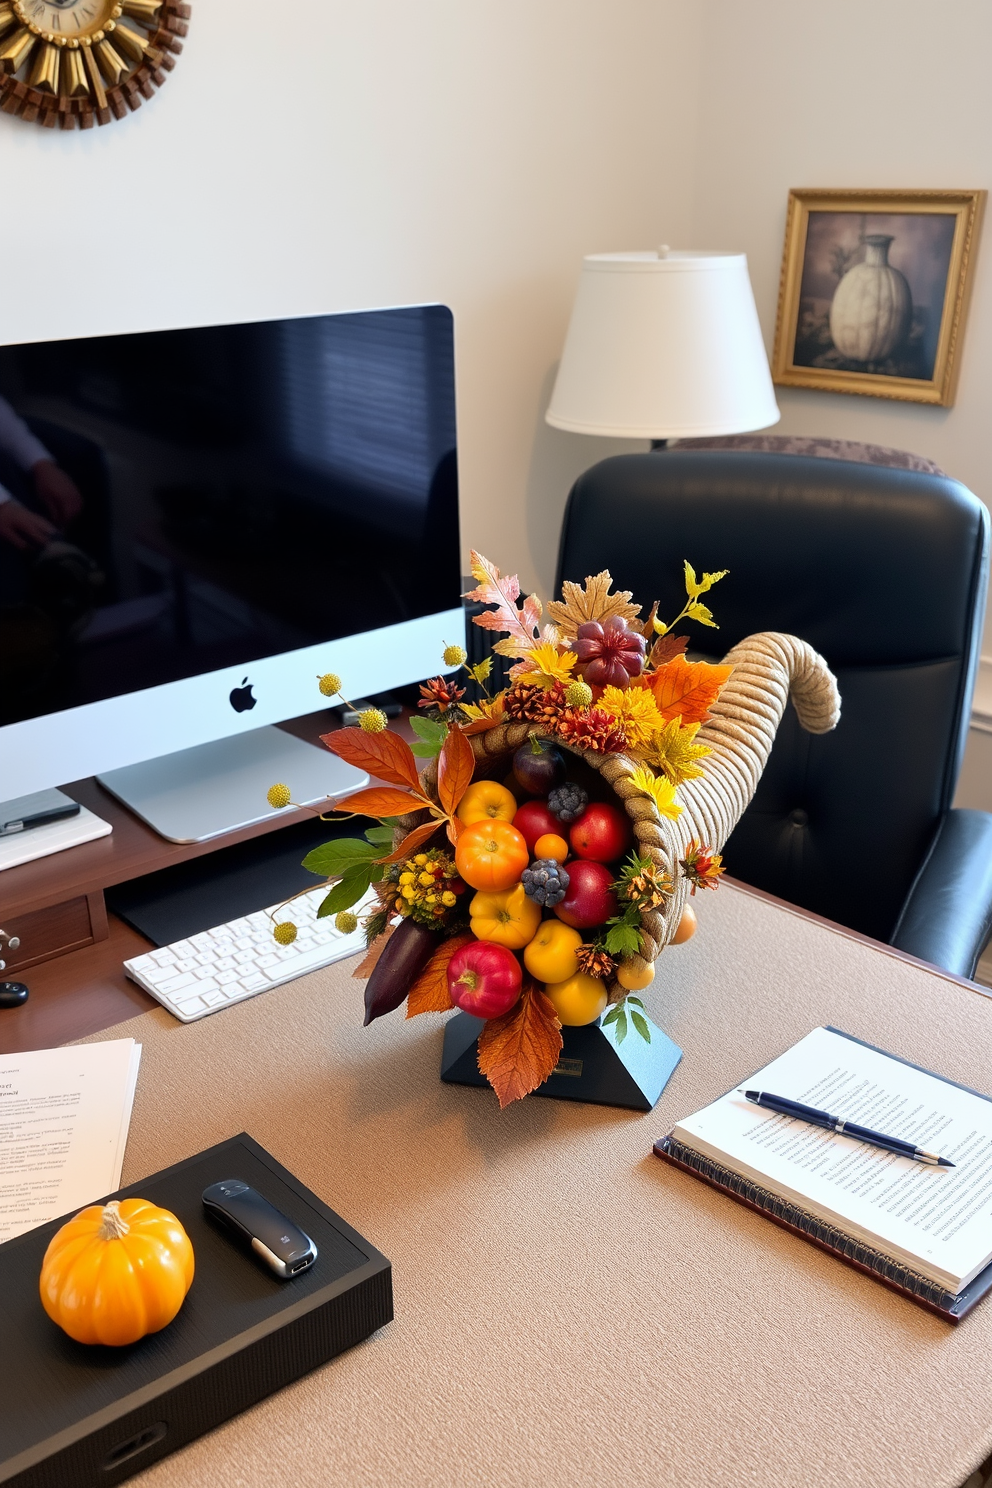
[{"left": 0, "top": 0, "right": 189, "bottom": 129}]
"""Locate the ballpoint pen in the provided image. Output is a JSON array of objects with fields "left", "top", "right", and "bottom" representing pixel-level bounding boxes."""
[{"left": 743, "top": 1089, "right": 956, "bottom": 1167}]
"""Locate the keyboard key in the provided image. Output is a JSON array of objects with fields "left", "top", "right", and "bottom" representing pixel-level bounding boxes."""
[
  {"left": 159, "top": 971, "right": 198, "bottom": 994},
  {"left": 216, "top": 970, "right": 240, "bottom": 986},
  {"left": 214, "top": 956, "right": 236, "bottom": 971},
  {"left": 176, "top": 996, "right": 205, "bottom": 1015},
  {"left": 202, "top": 990, "right": 227, "bottom": 1007}
]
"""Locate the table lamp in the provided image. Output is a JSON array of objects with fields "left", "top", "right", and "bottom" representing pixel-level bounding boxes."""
[{"left": 545, "top": 248, "right": 780, "bottom": 446}]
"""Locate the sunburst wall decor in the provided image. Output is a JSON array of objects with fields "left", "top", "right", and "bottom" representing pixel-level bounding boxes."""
[{"left": 0, "top": 0, "right": 189, "bottom": 129}]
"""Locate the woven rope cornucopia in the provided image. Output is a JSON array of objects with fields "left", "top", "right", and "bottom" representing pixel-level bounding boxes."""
[{"left": 399, "top": 631, "right": 840, "bottom": 1003}]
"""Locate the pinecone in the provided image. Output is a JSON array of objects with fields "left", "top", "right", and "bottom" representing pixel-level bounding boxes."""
[
  {"left": 548, "top": 782, "right": 588, "bottom": 823},
  {"left": 553, "top": 705, "right": 627, "bottom": 753},
  {"left": 521, "top": 858, "right": 570, "bottom": 906},
  {"left": 575, "top": 943, "right": 616, "bottom": 980},
  {"left": 505, "top": 680, "right": 566, "bottom": 725}
]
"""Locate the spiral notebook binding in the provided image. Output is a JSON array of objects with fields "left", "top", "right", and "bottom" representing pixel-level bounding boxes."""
[{"left": 659, "top": 1134, "right": 958, "bottom": 1312}]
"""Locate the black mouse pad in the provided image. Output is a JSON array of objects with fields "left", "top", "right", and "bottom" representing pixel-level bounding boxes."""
[
  {"left": 106, "top": 815, "right": 373, "bottom": 947},
  {"left": 0, "top": 1133, "right": 392, "bottom": 1487}
]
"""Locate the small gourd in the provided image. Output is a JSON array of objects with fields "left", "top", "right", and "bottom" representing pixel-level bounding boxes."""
[{"left": 40, "top": 1198, "right": 195, "bottom": 1346}]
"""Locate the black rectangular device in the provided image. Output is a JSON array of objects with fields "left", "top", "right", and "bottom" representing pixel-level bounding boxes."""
[{"left": 0, "top": 1134, "right": 392, "bottom": 1487}]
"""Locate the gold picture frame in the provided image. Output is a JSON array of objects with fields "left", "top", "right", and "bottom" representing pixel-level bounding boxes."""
[{"left": 771, "top": 189, "right": 985, "bottom": 406}]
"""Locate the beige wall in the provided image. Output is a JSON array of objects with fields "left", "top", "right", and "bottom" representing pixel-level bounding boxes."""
[
  {"left": 0, "top": 0, "right": 701, "bottom": 600},
  {"left": 690, "top": 0, "right": 992, "bottom": 528}
]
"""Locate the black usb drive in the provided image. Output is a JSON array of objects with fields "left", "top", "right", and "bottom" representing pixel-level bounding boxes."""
[{"left": 202, "top": 1180, "right": 318, "bottom": 1278}]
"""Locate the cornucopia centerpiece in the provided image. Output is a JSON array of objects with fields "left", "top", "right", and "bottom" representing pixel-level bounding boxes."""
[{"left": 266, "top": 552, "right": 840, "bottom": 1107}]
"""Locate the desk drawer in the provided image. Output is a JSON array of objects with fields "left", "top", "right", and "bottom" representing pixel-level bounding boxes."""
[{"left": 2, "top": 892, "right": 108, "bottom": 973}]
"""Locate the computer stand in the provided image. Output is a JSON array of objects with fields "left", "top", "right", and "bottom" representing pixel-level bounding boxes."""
[{"left": 96, "top": 726, "right": 368, "bottom": 844}]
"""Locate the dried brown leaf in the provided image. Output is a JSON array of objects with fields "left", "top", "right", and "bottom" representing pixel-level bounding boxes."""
[
  {"left": 546, "top": 571, "right": 641, "bottom": 641},
  {"left": 376, "top": 819, "right": 442, "bottom": 863},
  {"left": 352, "top": 923, "right": 396, "bottom": 979},
  {"left": 476, "top": 984, "right": 563, "bottom": 1108},
  {"left": 649, "top": 631, "right": 689, "bottom": 666},
  {"left": 406, "top": 933, "right": 474, "bottom": 1016}
]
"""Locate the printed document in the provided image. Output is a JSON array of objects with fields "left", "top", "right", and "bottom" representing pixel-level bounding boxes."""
[
  {"left": 673, "top": 1027, "right": 992, "bottom": 1293},
  {"left": 0, "top": 1039, "right": 141, "bottom": 1243}
]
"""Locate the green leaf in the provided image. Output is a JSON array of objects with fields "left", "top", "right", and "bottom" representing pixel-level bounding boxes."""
[
  {"left": 614, "top": 1008, "right": 628, "bottom": 1044},
  {"left": 410, "top": 715, "right": 447, "bottom": 742},
  {"left": 364, "top": 825, "right": 394, "bottom": 846},
  {"left": 602, "top": 1005, "right": 622, "bottom": 1027},
  {"left": 317, "top": 868, "right": 372, "bottom": 916},
  {"left": 625, "top": 995, "right": 644, "bottom": 1008},
  {"left": 604, "top": 920, "right": 643, "bottom": 958},
  {"left": 630, "top": 1010, "right": 651, "bottom": 1044},
  {"left": 302, "top": 838, "right": 380, "bottom": 877},
  {"left": 411, "top": 740, "right": 444, "bottom": 758}
]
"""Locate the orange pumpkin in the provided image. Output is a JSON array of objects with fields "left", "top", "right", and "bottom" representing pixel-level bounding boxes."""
[
  {"left": 455, "top": 779, "right": 518, "bottom": 826},
  {"left": 454, "top": 819, "right": 529, "bottom": 892},
  {"left": 40, "top": 1198, "right": 195, "bottom": 1346}
]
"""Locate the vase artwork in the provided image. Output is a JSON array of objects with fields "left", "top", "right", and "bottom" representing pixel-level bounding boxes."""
[{"left": 828, "top": 234, "right": 912, "bottom": 363}]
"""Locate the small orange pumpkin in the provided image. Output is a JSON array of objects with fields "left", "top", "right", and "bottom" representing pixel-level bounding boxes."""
[{"left": 40, "top": 1198, "right": 195, "bottom": 1346}]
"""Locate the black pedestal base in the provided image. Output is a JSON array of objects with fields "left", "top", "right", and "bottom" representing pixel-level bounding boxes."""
[{"left": 440, "top": 1009, "right": 682, "bottom": 1112}]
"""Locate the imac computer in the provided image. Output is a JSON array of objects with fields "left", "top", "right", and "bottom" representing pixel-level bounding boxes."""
[{"left": 0, "top": 305, "right": 463, "bottom": 843}]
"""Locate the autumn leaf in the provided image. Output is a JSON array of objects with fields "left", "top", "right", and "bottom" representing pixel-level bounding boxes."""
[
  {"left": 545, "top": 570, "right": 641, "bottom": 641},
  {"left": 649, "top": 654, "right": 734, "bottom": 725},
  {"left": 334, "top": 786, "right": 428, "bottom": 819},
  {"left": 437, "top": 724, "right": 475, "bottom": 816},
  {"left": 476, "top": 984, "right": 564, "bottom": 1108},
  {"left": 464, "top": 551, "right": 543, "bottom": 659},
  {"left": 406, "top": 933, "right": 473, "bottom": 1016},
  {"left": 648, "top": 632, "right": 689, "bottom": 667},
  {"left": 644, "top": 716, "right": 711, "bottom": 786},
  {"left": 352, "top": 922, "right": 396, "bottom": 979},
  {"left": 375, "top": 819, "right": 442, "bottom": 863},
  {"left": 320, "top": 727, "right": 423, "bottom": 793}
]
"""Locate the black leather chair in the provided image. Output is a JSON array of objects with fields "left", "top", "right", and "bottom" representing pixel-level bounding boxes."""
[{"left": 555, "top": 449, "right": 992, "bottom": 978}]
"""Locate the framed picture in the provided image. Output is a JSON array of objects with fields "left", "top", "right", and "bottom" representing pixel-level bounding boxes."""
[{"left": 772, "top": 189, "right": 985, "bottom": 406}]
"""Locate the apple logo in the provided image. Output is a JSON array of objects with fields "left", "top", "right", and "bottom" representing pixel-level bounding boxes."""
[{"left": 229, "top": 677, "right": 257, "bottom": 713}]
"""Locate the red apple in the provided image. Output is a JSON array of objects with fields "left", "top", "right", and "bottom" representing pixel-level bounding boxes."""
[
  {"left": 447, "top": 940, "right": 522, "bottom": 1019},
  {"left": 513, "top": 800, "right": 560, "bottom": 854},
  {"left": 554, "top": 859, "right": 618, "bottom": 929},
  {"left": 569, "top": 802, "right": 633, "bottom": 864}
]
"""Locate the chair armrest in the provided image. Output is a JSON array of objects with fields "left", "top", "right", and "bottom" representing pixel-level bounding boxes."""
[{"left": 890, "top": 809, "right": 992, "bottom": 979}]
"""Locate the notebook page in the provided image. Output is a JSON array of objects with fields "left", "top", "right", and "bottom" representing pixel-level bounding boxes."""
[
  {"left": 0, "top": 1040, "right": 142, "bottom": 1243},
  {"left": 672, "top": 1027, "right": 992, "bottom": 1293}
]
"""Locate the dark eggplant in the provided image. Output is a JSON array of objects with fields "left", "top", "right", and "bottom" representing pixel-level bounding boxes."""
[
  {"left": 363, "top": 919, "right": 438, "bottom": 1025},
  {"left": 512, "top": 737, "right": 566, "bottom": 797}
]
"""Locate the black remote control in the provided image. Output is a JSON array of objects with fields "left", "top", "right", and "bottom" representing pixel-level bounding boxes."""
[{"left": 202, "top": 1180, "right": 317, "bottom": 1278}]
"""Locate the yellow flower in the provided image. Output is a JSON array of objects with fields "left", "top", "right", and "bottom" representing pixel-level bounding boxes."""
[
  {"left": 334, "top": 911, "right": 358, "bottom": 934},
  {"left": 359, "top": 708, "right": 387, "bottom": 733},
  {"left": 398, "top": 871, "right": 415, "bottom": 884},
  {"left": 516, "top": 643, "right": 577, "bottom": 690},
  {"left": 317, "top": 672, "right": 342, "bottom": 698},
  {"left": 418, "top": 871, "right": 435, "bottom": 886},
  {"left": 443, "top": 644, "right": 468, "bottom": 667},
  {"left": 272, "top": 921, "right": 298, "bottom": 945},
  {"left": 402, "top": 884, "right": 417, "bottom": 900},
  {"left": 441, "top": 890, "right": 457, "bottom": 907},
  {"left": 628, "top": 764, "right": 682, "bottom": 821},
  {"left": 600, "top": 685, "right": 665, "bottom": 751},
  {"left": 414, "top": 854, "right": 428, "bottom": 866},
  {"left": 266, "top": 782, "right": 292, "bottom": 809}
]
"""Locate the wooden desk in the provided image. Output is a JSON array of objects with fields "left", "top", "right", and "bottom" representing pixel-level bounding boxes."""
[{"left": 68, "top": 881, "right": 992, "bottom": 1488}]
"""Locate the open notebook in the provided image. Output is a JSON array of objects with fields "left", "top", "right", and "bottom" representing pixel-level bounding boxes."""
[{"left": 654, "top": 1027, "right": 992, "bottom": 1321}]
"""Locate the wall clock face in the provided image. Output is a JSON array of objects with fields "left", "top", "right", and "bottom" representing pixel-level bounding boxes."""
[{"left": 0, "top": 0, "right": 190, "bottom": 129}]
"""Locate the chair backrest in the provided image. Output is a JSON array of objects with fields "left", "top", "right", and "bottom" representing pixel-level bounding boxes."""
[{"left": 555, "top": 450, "right": 990, "bottom": 942}]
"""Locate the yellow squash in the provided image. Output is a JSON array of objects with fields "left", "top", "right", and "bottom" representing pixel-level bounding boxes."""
[
  {"left": 469, "top": 882, "right": 541, "bottom": 949},
  {"left": 40, "top": 1197, "right": 195, "bottom": 1346}
]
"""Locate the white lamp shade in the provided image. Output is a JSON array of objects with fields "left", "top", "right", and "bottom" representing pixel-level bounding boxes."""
[{"left": 545, "top": 251, "right": 780, "bottom": 440}]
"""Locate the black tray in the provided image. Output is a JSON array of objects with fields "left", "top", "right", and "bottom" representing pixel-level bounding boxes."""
[{"left": 0, "top": 1134, "right": 392, "bottom": 1487}]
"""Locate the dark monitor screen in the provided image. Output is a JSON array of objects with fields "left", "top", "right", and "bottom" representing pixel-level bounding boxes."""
[{"left": 0, "top": 305, "right": 460, "bottom": 726}]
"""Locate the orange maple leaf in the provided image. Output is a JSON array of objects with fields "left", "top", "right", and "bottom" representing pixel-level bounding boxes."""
[
  {"left": 406, "top": 933, "right": 474, "bottom": 1017},
  {"left": 476, "top": 984, "right": 563, "bottom": 1108},
  {"left": 376, "top": 819, "right": 442, "bottom": 864},
  {"left": 649, "top": 654, "right": 733, "bottom": 725}
]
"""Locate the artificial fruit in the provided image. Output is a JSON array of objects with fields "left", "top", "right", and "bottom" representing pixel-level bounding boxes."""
[
  {"left": 446, "top": 940, "right": 522, "bottom": 1019},
  {"left": 554, "top": 859, "right": 618, "bottom": 929},
  {"left": 470, "top": 883, "right": 541, "bottom": 950}
]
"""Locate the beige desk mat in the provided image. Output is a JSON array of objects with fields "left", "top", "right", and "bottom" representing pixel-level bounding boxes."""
[{"left": 82, "top": 885, "right": 992, "bottom": 1488}]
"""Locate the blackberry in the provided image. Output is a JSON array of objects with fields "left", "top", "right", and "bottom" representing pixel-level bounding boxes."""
[
  {"left": 521, "top": 859, "right": 570, "bottom": 907},
  {"left": 548, "top": 782, "right": 588, "bottom": 823}
]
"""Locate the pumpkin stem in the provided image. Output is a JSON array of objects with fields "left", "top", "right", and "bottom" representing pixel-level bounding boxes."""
[{"left": 98, "top": 1200, "right": 131, "bottom": 1241}]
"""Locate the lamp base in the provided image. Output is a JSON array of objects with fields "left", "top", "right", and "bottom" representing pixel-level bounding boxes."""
[{"left": 440, "top": 1010, "right": 682, "bottom": 1112}]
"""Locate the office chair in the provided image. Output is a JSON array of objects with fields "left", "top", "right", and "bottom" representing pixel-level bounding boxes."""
[{"left": 555, "top": 448, "right": 992, "bottom": 978}]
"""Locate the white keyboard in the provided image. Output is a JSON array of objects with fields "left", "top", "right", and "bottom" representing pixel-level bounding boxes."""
[{"left": 124, "top": 885, "right": 376, "bottom": 1022}]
